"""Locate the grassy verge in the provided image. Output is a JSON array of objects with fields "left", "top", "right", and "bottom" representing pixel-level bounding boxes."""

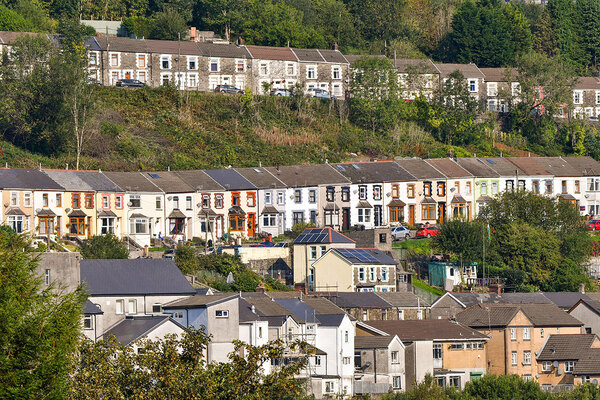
[{"left": 413, "top": 277, "right": 445, "bottom": 296}]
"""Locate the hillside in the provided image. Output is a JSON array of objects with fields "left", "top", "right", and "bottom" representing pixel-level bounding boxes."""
[{"left": 1, "top": 87, "right": 510, "bottom": 171}]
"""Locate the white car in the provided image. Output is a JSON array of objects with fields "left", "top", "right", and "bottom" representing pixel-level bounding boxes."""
[{"left": 391, "top": 226, "right": 411, "bottom": 241}]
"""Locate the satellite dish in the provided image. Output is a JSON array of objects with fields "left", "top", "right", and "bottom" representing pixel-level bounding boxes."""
[
  {"left": 36, "top": 208, "right": 42, "bottom": 213},
  {"left": 553, "top": 361, "right": 559, "bottom": 368},
  {"left": 536, "top": 374, "right": 541, "bottom": 379},
  {"left": 593, "top": 379, "right": 598, "bottom": 385},
  {"left": 557, "top": 368, "right": 563, "bottom": 376},
  {"left": 197, "top": 203, "right": 202, "bottom": 208},
  {"left": 226, "top": 272, "right": 235, "bottom": 284}
]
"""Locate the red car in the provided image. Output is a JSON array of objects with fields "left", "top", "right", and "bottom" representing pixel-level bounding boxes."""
[
  {"left": 587, "top": 219, "right": 600, "bottom": 231},
  {"left": 416, "top": 226, "right": 440, "bottom": 238}
]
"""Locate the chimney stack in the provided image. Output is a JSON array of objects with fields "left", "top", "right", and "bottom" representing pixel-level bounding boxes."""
[
  {"left": 333, "top": 42, "right": 338, "bottom": 51},
  {"left": 256, "top": 282, "right": 266, "bottom": 293},
  {"left": 579, "top": 283, "right": 586, "bottom": 294}
]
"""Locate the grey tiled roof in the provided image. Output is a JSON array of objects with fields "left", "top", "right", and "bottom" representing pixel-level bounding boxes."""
[
  {"left": 174, "top": 170, "right": 224, "bottom": 191},
  {"left": 541, "top": 292, "right": 591, "bottom": 310},
  {"left": 264, "top": 164, "right": 349, "bottom": 187},
  {"left": 143, "top": 171, "right": 194, "bottom": 193},
  {"left": 366, "top": 320, "right": 488, "bottom": 341},
  {"left": 332, "top": 161, "right": 415, "bottom": 183},
  {"left": 537, "top": 334, "right": 597, "bottom": 361},
  {"left": 204, "top": 169, "right": 256, "bottom": 190},
  {"left": 455, "top": 158, "right": 500, "bottom": 178},
  {"left": 83, "top": 300, "right": 103, "bottom": 314},
  {"left": 573, "top": 348, "right": 600, "bottom": 375},
  {"left": 478, "top": 157, "right": 525, "bottom": 177},
  {"left": 533, "top": 157, "right": 580, "bottom": 177},
  {"left": 456, "top": 303, "right": 583, "bottom": 328},
  {"left": 81, "top": 259, "right": 195, "bottom": 296},
  {"left": 163, "top": 293, "right": 237, "bottom": 309},
  {"left": 326, "top": 292, "right": 392, "bottom": 309},
  {"left": 355, "top": 335, "right": 396, "bottom": 349},
  {"left": 563, "top": 156, "right": 600, "bottom": 176},
  {"left": 103, "top": 316, "right": 181, "bottom": 345},
  {"left": 376, "top": 292, "right": 429, "bottom": 307},
  {"left": 0, "top": 169, "right": 64, "bottom": 190},
  {"left": 77, "top": 171, "right": 123, "bottom": 192},
  {"left": 234, "top": 167, "right": 285, "bottom": 189},
  {"left": 275, "top": 298, "right": 319, "bottom": 323},
  {"left": 425, "top": 159, "right": 473, "bottom": 178},
  {"left": 395, "top": 159, "right": 445, "bottom": 180},
  {"left": 102, "top": 172, "right": 162, "bottom": 193}
]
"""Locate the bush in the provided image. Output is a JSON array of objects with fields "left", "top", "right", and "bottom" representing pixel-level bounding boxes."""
[{"left": 80, "top": 234, "right": 129, "bottom": 259}]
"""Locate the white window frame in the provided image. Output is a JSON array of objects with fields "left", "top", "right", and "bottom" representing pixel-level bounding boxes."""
[
  {"left": 511, "top": 351, "right": 517, "bottom": 366},
  {"left": 331, "top": 65, "right": 342, "bottom": 80},
  {"left": 565, "top": 361, "right": 574, "bottom": 373},
  {"left": 574, "top": 90, "right": 583, "bottom": 105},
  {"left": 160, "top": 72, "right": 172, "bottom": 86},
  {"left": 137, "top": 70, "right": 147, "bottom": 82},
  {"left": 259, "top": 62, "right": 269, "bottom": 76},
  {"left": 542, "top": 361, "right": 552, "bottom": 372},
  {"left": 89, "top": 51, "right": 99, "bottom": 66},
  {"left": 468, "top": 79, "right": 478, "bottom": 93},
  {"left": 128, "top": 299, "right": 137, "bottom": 314},
  {"left": 286, "top": 62, "right": 296, "bottom": 76},
  {"left": 160, "top": 55, "right": 171, "bottom": 70},
  {"left": 209, "top": 58, "right": 220, "bottom": 73},
  {"left": 306, "top": 65, "right": 317, "bottom": 80},
  {"left": 487, "top": 82, "right": 497, "bottom": 97},
  {"left": 596, "top": 90, "right": 600, "bottom": 105},
  {"left": 265, "top": 192, "right": 272, "bottom": 205},
  {"left": 187, "top": 56, "right": 198, "bottom": 71},
  {"left": 235, "top": 59, "right": 245, "bottom": 73},
  {"left": 23, "top": 192, "right": 31, "bottom": 207},
  {"left": 523, "top": 351, "right": 531, "bottom": 365},
  {"left": 523, "top": 327, "right": 530, "bottom": 340},
  {"left": 510, "top": 327, "right": 516, "bottom": 341},
  {"left": 277, "top": 191, "right": 285, "bottom": 205},
  {"left": 216, "top": 310, "right": 229, "bottom": 318},
  {"left": 393, "top": 376, "right": 402, "bottom": 390},
  {"left": 116, "top": 299, "right": 124, "bottom": 315},
  {"left": 391, "top": 350, "right": 399, "bottom": 364}
]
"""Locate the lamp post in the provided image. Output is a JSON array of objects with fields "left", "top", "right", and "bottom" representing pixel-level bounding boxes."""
[{"left": 126, "top": 201, "right": 133, "bottom": 254}]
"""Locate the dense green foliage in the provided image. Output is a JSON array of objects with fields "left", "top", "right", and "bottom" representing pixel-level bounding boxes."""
[
  {"left": 434, "top": 220, "right": 488, "bottom": 264},
  {"left": 80, "top": 234, "right": 129, "bottom": 259},
  {"left": 0, "top": 229, "right": 87, "bottom": 399},
  {"left": 69, "top": 329, "right": 311, "bottom": 400}
]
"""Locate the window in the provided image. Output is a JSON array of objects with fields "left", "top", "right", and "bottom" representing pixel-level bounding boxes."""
[
  {"left": 101, "top": 218, "right": 115, "bottom": 234},
  {"left": 113, "top": 195, "right": 122, "bottom": 209},
  {"left": 89, "top": 52, "right": 98, "bottom": 65},
  {"left": 84, "top": 193, "right": 93, "bottom": 208},
  {"left": 510, "top": 328, "right": 516, "bottom": 341},
  {"left": 294, "top": 189, "right": 302, "bottom": 203},
  {"left": 381, "top": 267, "right": 389, "bottom": 283},
  {"left": 286, "top": 62, "right": 296, "bottom": 75},
  {"left": 575, "top": 180, "right": 580, "bottom": 193},
  {"left": 310, "top": 246, "right": 318, "bottom": 260},
  {"left": 542, "top": 361, "right": 552, "bottom": 372},
  {"left": 398, "top": 310, "right": 404, "bottom": 320},
  {"left": 308, "top": 190, "right": 316, "bottom": 203},
  {"left": 22, "top": 192, "right": 31, "bottom": 207},
  {"left": 209, "top": 59, "right": 219, "bottom": 72},
  {"left": 136, "top": 54, "right": 146, "bottom": 68},
  {"left": 545, "top": 180, "right": 553, "bottom": 194},
  {"left": 131, "top": 218, "right": 148, "bottom": 234},
  {"left": 561, "top": 180, "right": 567, "bottom": 193},
  {"left": 172, "top": 196, "right": 180, "bottom": 210},
  {"left": 512, "top": 82, "right": 521, "bottom": 96},
  {"left": 344, "top": 330, "right": 349, "bottom": 343},
  {"left": 417, "top": 309, "right": 423, "bottom": 320},
  {"left": 492, "top": 182, "right": 498, "bottom": 194},
  {"left": 156, "top": 196, "right": 163, "bottom": 210},
  {"left": 424, "top": 182, "right": 432, "bottom": 196},
  {"left": 437, "top": 182, "right": 446, "bottom": 196},
  {"left": 391, "top": 185, "right": 399, "bottom": 198},
  {"left": 161, "top": 55, "right": 171, "bottom": 69},
  {"left": 391, "top": 351, "right": 399, "bottom": 364},
  {"left": 565, "top": 361, "right": 574, "bottom": 373},
  {"left": 433, "top": 344, "right": 442, "bottom": 359},
  {"left": 468, "top": 79, "right": 477, "bottom": 92},
  {"left": 362, "top": 310, "right": 368, "bottom": 321},
  {"left": 128, "top": 299, "right": 137, "bottom": 314},
  {"left": 265, "top": 192, "right": 272, "bottom": 205},
  {"left": 69, "top": 217, "right": 85, "bottom": 235},
  {"left": 523, "top": 351, "right": 531, "bottom": 365},
  {"left": 55, "top": 193, "right": 62, "bottom": 207},
  {"left": 596, "top": 91, "right": 600, "bottom": 105},
  {"left": 247, "top": 193, "right": 256, "bottom": 207},
  {"left": 236, "top": 59, "right": 245, "bottom": 72},
  {"left": 506, "top": 180, "right": 514, "bottom": 191},
  {"left": 72, "top": 193, "right": 80, "bottom": 209},
  {"left": 511, "top": 351, "right": 517, "bottom": 366},
  {"left": 422, "top": 204, "right": 435, "bottom": 220},
  {"left": 407, "top": 184, "right": 415, "bottom": 198},
  {"left": 373, "top": 186, "right": 382, "bottom": 200},
  {"left": 109, "top": 52, "right": 119, "bottom": 67},
  {"left": 358, "top": 267, "right": 365, "bottom": 282},
  {"left": 358, "top": 208, "right": 371, "bottom": 223},
  {"left": 130, "top": 195, "right": 141, "bottom": 208},
  {"left": 343, "top": 357, "right": 351, "bottom": 365},
  {"left": 152, "top": 304, "right": 162, "bottom": 313},
  {"left": 325, "top": 381, "right": 334, "bottom": 393},
  {"left": 215, "top": 194, "right": 224, "bottom": 209},
  {"left": 326, "top": 187, "right": 335, "bottom": 202},
  {"left": 532, "top": 180, "right": 539, "bottom": 194},
  {"left": 232, "top": 192, "right": 240, "bottom": 206},
  {"left": 83, "top": 315, "right": 93, "bottom": 329},
  {"left": 393, "top": 376, "right": 402, "bottom": 390},
  {"left": 116, "top": 299, "right": 124, "bottom": 315},
  {"left": 574, "top": 90, "right": 583, "bottom": 105},
  {"left": 369, "top": 267, "right": 376, "bottom": 281},
  {"left": 454, "top": 182, "right": 460, "bottom": 193},
  {"left": 44, "top": 269, "right": 51, "bottom": 285},
  {"left": 518, "top": 180, "right": 525, "bottom": 191},
  {"left": 450, "top": 344, "right": 464, "bottom": 350},
  {"left": 487, "top": 82, "right": 497, "bottom": 97},
  {"left": 449, "top": 376, "right": 461, "bottom": 389},
  {"left": 258, "top": 327, "right": 263, "bottom": 338},
  {"left": 319, "top": 245, "right": 327, "bottom": 257},
  {"left": 310, "top": 210, "right": 317, "bottom": 224},
  {"left": 523, "top": 327, "right": 530, "bottom": 340},
  {"left": 480, "top": 182, "right": 488, "bottom": 195},
  {"left": 259, "top": 62, "right": 268, "bottom": 75},
  {"left": 186, "top": 196, "right": 192, "bottom": 210},
  {"left": 389, "top": 206, "right": 404, "bottom": 223},
  {"left": 293, "top": 212, "right": 304, "bottom": 225},
  {"left": 229, "top": 215, "right": 244, "bottom": 231},
  {"left": 277, "top": 191, "right": 285, "bottom": 205},
  {"left": 332, "top": 66, "right": 342, "bottom": 80},
  {"left": 216, "top": 310, "right": 229, "bottom": 318},
  {"left": 307, "top": 65, "right": 317, "bottom": 79},
  {"left": 188, "top": 56, "right": 197, "bottom": 70},
  {"left": 436, "top": 377, "right": 446, "bottom": 387},
  {"left": 358, "top": 185, "right": 367, "bottom": 200}
]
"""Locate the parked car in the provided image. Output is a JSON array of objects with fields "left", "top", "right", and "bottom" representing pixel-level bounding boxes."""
[
  {"left": 163, "top": 249, "right": 175, "bottom": 259},
  {"left": 271, "top": 88, "right": 293, "bottom": 97},
  {"left": 116, "top": 79, "right": 145, "bottom": 88},
  {"left": 416, "top": 226, "right": 440, "bottom": 238},
  {"left": 391, "top": 226, "right": 411, "bottom": 240},
  {"left": 587, "top": 219, "right": 600, "bottom": 230},
  {"left": 308, "top": 88, "right": 334, "bottom": 100},
  {"left": 215, "top": 85, "right": 244, "bottom": 94}
]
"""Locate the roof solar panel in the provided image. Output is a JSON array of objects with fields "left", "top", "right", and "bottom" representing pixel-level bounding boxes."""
[
  {"left": 336, "top": 165, "right": 345, "bottom": 171},
  {"left": 487, "top": 159, "right": 496, "bottom": 165},
  {"left": 149, "top": 173, "right": 160, "bottom": 178},
  {"left": 352, "top": 164, "right": 361, "bottom": 170}
]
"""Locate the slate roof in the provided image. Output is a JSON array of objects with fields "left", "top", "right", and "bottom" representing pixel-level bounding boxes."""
[
  {"left": 0, "top": 31, "right": 51, "bottom": 44},
  {"left": 234, "top": 167, "right": 285, "bottom": 189},
  {"left": 376, "top": 292, "right": 429, "bottom": 307},
  {"left": 318, "top": 49, "right": 348, "bottom": 64},
  {"left": 314, "top": 314, "right": 347, "bottom": 327},
  {"left": 103, "top": 172, "right": 162, "bottom": 193},
  {"left": 103, "top": 316, "right": 181, "bottom": 345},
  {"left": 239, "top": 297, "right": 262, "bottom": 323},
  {"left": 434, "top": 63, "right": 484, "bottom": 79},
  {"left": 330, "top": 248, "right": 397, "bottom": 265},
  {"left": 291, "top": 48, "right": 325, "bottom": 62},
  {"left": 145, "top": 39, "right": 203, "bottom": 56},
  {"left": 506, "top": 157, "right": 551, "bottom": 176},
  {"left": 143, "top": 171, "right": 194, "bottom": 193},
  {"left": 455, "top": 158, "right": 500, "bottom": 178},
  {"left": 81, "top": 259, "right": 195, "bottom": 296},
  {"left": 204, "top": 169, "right": 256, "bottom": 190},
  {"left": 478, "top": 157, "right": 525, "bottom": 177},
  {"left": 43, "top": 170, "right": 95, "bottom": 191},
  {"left": 326, "top": 292, "right": 392, "bottom": 309},
  {"left": 95, "top": 36, "right": 150, "bottom": 53},
  {"left": 242, "top": 296, "right": 295, "bottom": 317},
  {"left": 395, "top": 159, "right": 445, "bottom": 180},
  {"left": 442, "top": 292, "right": 551, "bottom": 308},
  {"left": 541, "top": 292, "right": 591, "bottom": 310},
  {"left": 0, "top": 169, "right": 64, "bottom": 190},
  {"left": 366, "top": 320, "right": 488, "bottom": 341},
  {"left": 173, "top": 170, "right": 224, "bottom": 191},
  {"left": 456, "top": 303, "right": 583, "bottom": 328},
  {"left": 533, "top": 157, "right": 580, "bottom": 177},
  {"left": 425, "top": 159, "right": 473, "bottom": 178},
  {"left": 332, "top": 161, "right": 415, "bottom": 183},
  {"left": 344, "top": 54, "right": 387, "bottom": 64},
  {"left": 355, "top": 335, "right": 396, "bottom": 349},
  {"left": 163, "top": 293, "right": 237, "bottom": 309},
  {"left": 562, "top": 156, "right": 600, "bottom": 176},
  {"left": 294, "top": 227, "right": 355, "bottom": 244},
  {"left": 479, "top": 67, "right": 517, "bottom": 82},
  {"left": 303, "top": 297, "right": 346, "bottom": 314},
  {"left": 264, "top": 164, "right": 349, "bottom": 187},
  {"left": 197, "top": 42, "right": 252, "bottom": 58},
  {"left": 275, "top": 298, "right": 319, "bottom": 323},
  {"left": 245, "top": 45, "right": 297, "bottom": 61},
  {"left": 83, "top": 300, "right": 103, "bottom": 314},
  {"left": 574, "top": 76, "right": 600, "bottom": 90},
  {"left": 537, "top": 334, "right": 598, "bottom": 361},
  {"left": 569, "top": 299, "right": 600, "bottom": 315},
  {"left": 68, "top": 171, "right": 122, "bottom": 192},
  {"left": 394, "top": 58, "right": 438, "bottom": 74},
  {"left": 573, "top": 348, "right": 600, "bottom": 375}
]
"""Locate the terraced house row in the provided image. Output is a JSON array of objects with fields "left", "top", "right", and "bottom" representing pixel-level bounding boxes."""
[{"left": 0, "top": 156, "right": 598, "bottom": 246}]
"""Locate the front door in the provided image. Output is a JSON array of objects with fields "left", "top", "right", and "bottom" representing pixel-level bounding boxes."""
[
  {"left": 409, "top": 205, "right": 415, "bottom": 226},
  {"left": 247, "top": 212, "right": 256, "bottom": 237},
  {"left": 374, "top": 205, "right": 383, "bottom": 227},
  {"left": 342, "top": 208, "right": 350, "bottom": 230},
  {"left": 438, "top": 202, "right": 446, "bottom": 223}
]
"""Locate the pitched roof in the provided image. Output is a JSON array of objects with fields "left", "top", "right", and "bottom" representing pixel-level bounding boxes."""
[
  {"left": 145, "top": 39, "right": 203, "bottom": 55},
  {"left": 330, "top": 248, "right": 397, "bottom": 265},
  {"left": 562, "top": 156, "right": 600, "bottom": 176},
  {"left": 456, "top": 303, "right": 583, "bottom": 328},
  {"left": 302, "top": 296, "right": 346, "bottom": 314},
  {"left": 376, "top": 292, "right": 429, "bottom": 307},
  {"left": 506, "top": 157, "right": 551, "bottom": 176},
  {"left": 291, "top": 47, "right": 325, "bottom": 62},
  {"left": 81, "top": 259, "right": 195, "bottom": 296},
  {"left": 0, "top": 169, "right": 64, "bottom": 190},
  {"left": 479, "top": 67, "right": 517, "bottom": 82},
  {"left": 326, "top": 292, "right": 392, "bottom": 309},
  {"left": 532, "top": 157, "right": 580, "bottom": 177},
  {"left": 446, "top": 292, "right": 551, "bottom": 308},
  {"left": 43, "top": 170, "right": 95, "bottom": 191},
  {"left": 173, "top": 170, "right": 224, "bottom": 191},
  {"left": 541, "top": 292, "right": 591, "bottom": 310},
  {"left": 344, "top": 54, "right": 387, "bottom": 64},
  {"left": 332, "top": 161, "right": 415, "bottom": 183},
  {"left": 395, "top": 159, "right": 445, "bottom": 179},
  {"left": 394, "top": 58, "right": 438, "bottom": 74},
  {"left": 479, "top": 157, "right": 525, "bottom": 177},
  {"left": 264, "top": 164, "right": 349, "bottom": 187},
  {"left": 95, "top": 36, "right": 150, "bottom": 53},
  {"left": 234, "top": 167, "right": 285, "bottom": 189},
  {"left": 355, "top": 335, "right": 396, "bottom": 349},
  {"left": 274, "top": 298, "right": 319, "bottom": 323},
  {"left": 245, "top": 45, "right": 297, "bottom": 61},
  {"left": 434, "top": 63, "right": 484, "bottom": 79},
  {"left": 103, "top": 171, "right": 162, "bottom": 193},
  {"left": 537, "top": 334, "right": 598, "bottom": 361},
  {"left": 569, "top": 298, "right": 600, "bottom": 315},
  {"left": 197, "top": 42, "right": 252, "bottom": 58},
  {"left": 203, "top": 169, "right": 256, "bottom": 190},
  {"left": 242, "top": 296, "right": 295, "bottom": 317},
  {"left": 574, "top": 76, "right": 600, "bottom": 90},
  {"left": 83, "top": 300, "right": 103, "bottom": 314},
  {"left": 425, "top": 159, "right": 473, "bottom": 178},
  {"left": 573, "top": 348, "right": 600, "bottom": 375},
  {"left": 143, "top": 171, "right": 194, "bottom": 193},
  {"left": 318, "top": 49, "right": 348, "bottom": 64},
  {"left": 0, "top": 31, "right": 52, "bottom": 45},
  {"left": 365, "top": 320, "right": 488, "bottom": 341},
  {"left": 163, "top": 293, "right": 237, "bottom": 309},
  {"left": 293, "top": 227, "right": 355, "bottom": 244},
  {"left": 103, "top": 316, "right": 182, "bottom": 345},
  {"left": 455, "top": 158, "right": 500, "bottom": 178}
]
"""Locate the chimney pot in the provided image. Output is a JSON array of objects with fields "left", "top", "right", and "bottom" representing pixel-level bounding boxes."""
[{"left": 579, "top": 283, "right": 586, "bottom": 294}]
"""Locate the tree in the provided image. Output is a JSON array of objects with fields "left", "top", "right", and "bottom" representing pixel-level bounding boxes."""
[
  {"left": 462, "top": 374, "right": 550, "bottom": 400},
  {"left": 80, "top": 233, "right": 129, "bottom": 259},
  {"left": 174, "top": 243, "right": 199, "bottom": 274},
  {"left": 434, "top": 220, "right": 488, "bottom": 266},
  {"left": 69, "top": 329, "right": 311, "bottom": 400},
  {"left": 150, "top": 8, "right": 188, "bottom": 40},
  {"left": 0, "top": 229, "right": 87, "bottom": 399}
]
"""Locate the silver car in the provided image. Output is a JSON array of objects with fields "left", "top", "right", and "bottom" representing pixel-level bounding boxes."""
[
  {"left": 391, "top": 226, "right": 411, "bottom": 240},
  {"left": 309, "top": 88, "right": 334, "bottom": 100}
]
